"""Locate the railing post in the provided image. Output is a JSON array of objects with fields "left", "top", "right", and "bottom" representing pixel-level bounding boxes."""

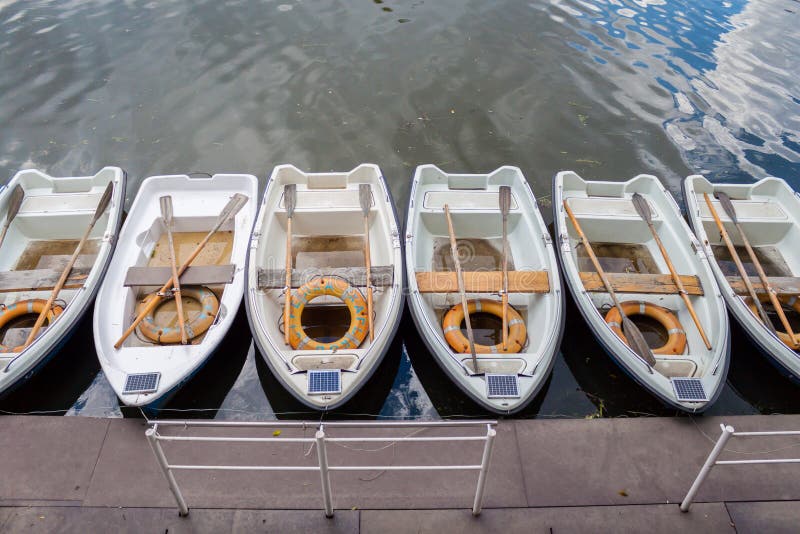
[
  {"left": 472, "top": 425, "right": 497, "bottom": 516},
  {"left": 146, "top": 427, "right": 189, "bottom": 517},
  {"left": 680, "top": 424, "right": 735, "bottom": 512},
  {"left": 316, "top": 428, "right": 334, "bottom": 518}
]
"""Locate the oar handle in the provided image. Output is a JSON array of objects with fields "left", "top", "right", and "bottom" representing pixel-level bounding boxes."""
[
  {"left": 166, "top": 227, "right": 187, "bottom": 345},
  {"left": 116, "top": 292, "right": 167, "bottom": 349},
  {"left": 114, "top": 230, "right": 211, "bottom": 349},
  {"left": 734, "top": 220, "right": 799, "bottom": 345},
  {"left": 284, "top": 216, "right": 292, "bottom": 345},
  {"left": 646, "top": 220, "right": 712, "bottom": 350},
  {"left": 703, "top": 193, "right": 776, "bottom": 333},
  {"left": 364, "top": 216, "right": 374, "bottom": 343},
  {"left": 444, "top": 205, "right": 478, "bottom": 369}
]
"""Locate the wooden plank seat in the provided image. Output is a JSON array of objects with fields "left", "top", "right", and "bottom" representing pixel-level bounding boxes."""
[
  {"left": 124, "top": 264, "right": 236, "bottom": 287},
  {"left": 726, "top": 275, "right": 800, "bottom": 296},
  {"left": 258, "top": 266, "right": 394, "bottom": 289},
  {"left": 0, "top": 268, "right": 91, "bottom": 293},
  {"left": 415, "top": 271, "right": 550, "bottom": 293},
  {"left": 579, "top": 272, "right": 704, "bottom": 296}
]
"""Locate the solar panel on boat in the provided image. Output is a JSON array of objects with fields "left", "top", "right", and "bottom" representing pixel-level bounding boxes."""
[
  {"left": 307, "top": 369, "right": 341, "bottom": 395},
  {"left": 123, "top": 372, "right": 161, "bottom": 394},
  {"left": 486, "top": 374, "right": 520, "bottom": 399},
  {"left": 671, "top": 378, "right": 708, "bottom": 402}
]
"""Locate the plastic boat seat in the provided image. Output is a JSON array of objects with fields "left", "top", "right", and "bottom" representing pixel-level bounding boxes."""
[
  {"left": 654, "top": 357, "right": 697, "bottom": 378},
  {"left": 699, "top": 199, "right": 788, "bottom": 221},
  {"left": 17, "top": 191, "right": 106, "bottom": 215},
  {"left": 422, "top": 190, "right": 520, "bottom": 211},
  {"left": 567, "top": 196, "right": 661, "bottom": 220}
]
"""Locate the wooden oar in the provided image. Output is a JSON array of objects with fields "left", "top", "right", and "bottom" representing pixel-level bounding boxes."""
[
  {"left": 564, "top": 200, "right": 656, "bottom": 366},
  {"left": 716, "top": 191, "right": 798, "bottom": 346},
  {"left": 0, "top": 184, "right": 25, "bottom": 251},
  {"left": 360, "top": 184, "right": 374, "bottom": 342},
  {"left": 444, "top": 204, "right": 478, "bottom": 372},
  {"left": 22, "top": 182, "right": 114, "bottom": 348},
  {"left": 632, "top": 193, "right": 712, "bottom": 350},
  {"left": 114, "top": 193, "right": 248, "bottom": 349},
  {"left": 703, "top": 193, "right": 776, "bottom": 334},
  {"left": 283, "top": 184, "right": 296, "bottom": 346},
  {"left": 160, "top": 195, "right": 187, "bottom": 345},
  {"left": 499, "top": 185, "right": 511, "bottom": 350}
]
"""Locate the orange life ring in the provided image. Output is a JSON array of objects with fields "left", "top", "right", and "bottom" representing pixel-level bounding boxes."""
[
  {"left": 745, "top": 294, "right": 800, "bottom": 349},
  {"left": 0, "top": 299, "right": 64, "bottom": 353},
  {"left": 287, "top": 277, "right": 368, "bottom": 351},
  {"left": 604, "top": 301, "right": 687, "bottom": 355},
  {"left": 442, "top": 299, "right": 527, "bottom": 354},
  {"left": 136, "top": 286, "right": 219, "bottom": 344}
]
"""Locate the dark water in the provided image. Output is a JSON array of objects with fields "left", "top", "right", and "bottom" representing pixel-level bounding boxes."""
[{"left": 2, "top": 0, "right": 800, "bottom": 419}]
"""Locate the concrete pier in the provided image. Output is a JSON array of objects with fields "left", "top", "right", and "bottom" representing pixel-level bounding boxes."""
[{"left": 1, "top": 414, "right": 799, "bottom": 532}]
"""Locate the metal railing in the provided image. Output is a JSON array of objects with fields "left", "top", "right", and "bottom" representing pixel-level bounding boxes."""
[
  {"left": 680, "top": 423, "right": 800, "bottom": 512},
  {"left": 146, "top": 419, "right": 498, "bottom": 518}
]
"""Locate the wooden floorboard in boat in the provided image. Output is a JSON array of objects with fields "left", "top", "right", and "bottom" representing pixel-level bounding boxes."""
[
  {"left": 124, "top": 264, "right": 236, "bottom": 287},
  {"left": 259, "top": 266, "right": 394, "bottom": 288},
  {"left": 579, "top": 272, "right": 704, "bottom": 295},
  {"left": 0, "top": 268, "right": 91, "bottom": 293},
  {"left": 726, "top": 276, "right": 800, "bottom": 296},
  {"left": 415, "top": 270, "right": 550, "bottom": 293}
]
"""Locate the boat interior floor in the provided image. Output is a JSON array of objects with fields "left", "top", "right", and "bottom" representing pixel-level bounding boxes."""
[
  {"left": 1, "top": 238, "right": 101, "bottom": 350},
  {"left": 576, "top": 242, "right": 658, "bottom": 274},
  {"left": 573, "top": 242, "right": 701, "bottom": 378},
  {"left": 710, "top": 245, "right": 792, "bottom": 277},
  {"left": 127, "top": 230, "right": 233, "bottom": 348},
  {"left": 273, "top": 235, "right": 385, "bottom": 368}
]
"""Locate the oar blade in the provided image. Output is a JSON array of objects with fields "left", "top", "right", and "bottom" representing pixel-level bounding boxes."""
[
  {"left": 217, "top": 193, "right": 248, "bottom": 226},
  {"left": 621, "top": 315, "right": 657, "bottom": 366},
  {"left": 359, "top": 183, "right": 372, "bottom": 217},
  {"left": 93, "top": 182, "right": 114, "bottom": 222},
  {"left": 715, "top": 191, "right": 738, "bottom": 224},
  {"left": 6, "top": 184, "right": 25, "bottom": 223},
  {"left": 499, "top": 185, "right": 511, "bottom": 215},
  {"left": 159, "top": 195, "right": 174, "bottom": 226},
  {"left": 631, "top": 192, "right": 652, "bottom": 224},
  {"left": 284, "top": 184, "right": 297, "bottom": 217}
]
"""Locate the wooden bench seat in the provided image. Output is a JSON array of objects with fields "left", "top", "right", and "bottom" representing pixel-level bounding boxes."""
[
  {"left": 124, "top": 264, "right": 236, "bottom": 287},
  {"left": 579, "top": 272, "right": 704, "bottom": 295},
  {"left": 0, "top": 268, "right": 91, "bottom": 293},
  {"left": 726, "top": 275, "right": 800, "bottom": 296},
  {"left": 415, "top": 271, "right": 550, "bottom": 293},
  {"left": 258, "top": 266, "right": 394, "bottom": 289}
]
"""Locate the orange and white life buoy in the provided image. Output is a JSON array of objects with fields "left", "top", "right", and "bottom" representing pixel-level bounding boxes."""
[
  {"left": 287, "top": 277, "right": 368, "bottom": 351},
  {"left": 136, "top": 286, "right": 219, "bottom": 344},
  {"left": 745, "top": 294, "right": 800, "bottom": 349},
  {"left": 604, "top": 301, "right": 687, "bottom": 355},
  {"left": 0, "top": 299, "right": 64, "bottom": 353},
  {"left": 442, "top": 299, "right": 527, "bottom": 354}
]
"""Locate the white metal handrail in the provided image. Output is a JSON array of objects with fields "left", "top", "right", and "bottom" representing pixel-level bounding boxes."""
[
  {"left": 680, "top": 423, "right": 800, "bottom": 512},
  {"left": 146, "top": 419, "right": 498, "bottom": 518}
]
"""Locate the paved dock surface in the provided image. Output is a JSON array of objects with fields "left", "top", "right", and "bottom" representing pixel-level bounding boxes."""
[{"left": 1, "top": 414, "right": 799, "bottom": 532}]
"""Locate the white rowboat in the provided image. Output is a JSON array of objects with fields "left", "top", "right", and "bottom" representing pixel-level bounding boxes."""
[
  {"left": 405, "top": 165, "right": 564, "bottom": 414},
  {"left": 684, "top": 175, "right": 800, "bottom": 383},
  {"left": 0, "top": 167, "right": 125, "bottom": 396},
  {"left": 246, "top": 164, "right": 404, "bottom": 410},
  {"left": 93, "top": 174, "right": 258, "bottom": 409},
  {"left": 554, "top": 171, "right": 729, "bottom": 412}
]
